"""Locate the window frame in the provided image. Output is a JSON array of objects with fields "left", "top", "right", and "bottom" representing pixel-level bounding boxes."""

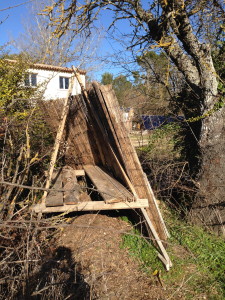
[
  {"left": 24, "top": 73, "right": 37, "bottom": 87},
  {"left": 59, "top": 76, "right": 70, "bottom": 90}
]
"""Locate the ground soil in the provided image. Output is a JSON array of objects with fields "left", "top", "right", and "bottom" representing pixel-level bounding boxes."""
[{"left": 57, "top": 213, "right": 166, "bottom": 300}]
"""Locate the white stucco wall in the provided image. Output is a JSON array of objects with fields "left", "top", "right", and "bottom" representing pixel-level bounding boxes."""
[{"left": 29, "top": 68, "right": 85, "bottom": 100}]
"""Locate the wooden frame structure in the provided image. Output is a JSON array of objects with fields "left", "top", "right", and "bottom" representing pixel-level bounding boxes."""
[{"left": 34, "top": 80, "right": 172, "bottom": 270}]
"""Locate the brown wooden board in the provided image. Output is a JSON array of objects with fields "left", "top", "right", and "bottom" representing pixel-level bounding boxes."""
[
  {"left": 84, "top": 165, "right": 134, "bottom": 203},
  {"left": 80, "top": 92, "right": 120, "bottom": 176},
  {"left": 33, "top": 199, "right": 149, "bottom": 213},
  {"left": 61, "top": 166, "right": 80, "bottom": 204},
  {"left": 46, "top": 172, "right": 64, "bottom": 207},
  {"left": 39, "top": 96, "right": 100, "bottom": 169},
  {"left": 65, "top": 96, "right": 96, "bottom": 166}
]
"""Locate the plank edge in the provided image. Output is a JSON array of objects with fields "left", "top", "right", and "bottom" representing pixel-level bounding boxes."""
[{"left": 32, "top": 199, "right": 149, "bottom": 213}]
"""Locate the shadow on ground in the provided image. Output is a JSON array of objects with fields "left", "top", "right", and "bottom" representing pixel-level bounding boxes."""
[{"left": 16, "top": 246, "right": 90, "bottom": 300}]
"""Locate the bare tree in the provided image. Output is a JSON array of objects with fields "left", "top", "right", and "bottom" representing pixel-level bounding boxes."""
[
  {"left": 13, "top": 0, "right": 103, "bottom": 73},
  {"left": 42, "top": 0, "right": 225, "bottom": 233}
]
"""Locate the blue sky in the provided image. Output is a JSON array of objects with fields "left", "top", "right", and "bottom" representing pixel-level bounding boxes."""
[
  {"left": 0, "top": 0, "right": 139, "bottom": 80},
  {"left": 0, "top": 0, "right": 28, "bottom": 45}
]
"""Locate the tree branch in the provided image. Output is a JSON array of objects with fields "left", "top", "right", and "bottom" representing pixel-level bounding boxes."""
[{"left": 0, "top": 1, "right": 33, "bottom": 12}]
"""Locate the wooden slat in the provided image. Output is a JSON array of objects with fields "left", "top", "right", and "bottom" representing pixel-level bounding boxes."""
[
  {"left": 141, "top": 207, "right": 172, "bottom": 270},
  {"left": 84, "top": 165, "right": 134, "bottom": 203},
  {"left": 46, "top": 173, "right": 64, "bottom": 207},
  {"left": 61, "top": 166, "right": 80, "bottom": 204},
  {"left": 33, "top": 199, "right": 149, "bottom": 213},
  {"left": 39, "top": 95, "right": 99, "bottom": 169}
]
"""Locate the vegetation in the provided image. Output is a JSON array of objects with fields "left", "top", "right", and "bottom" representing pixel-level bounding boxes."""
[
  {"left": 0, "top": 55, "right": 54, "bottom": 219},
  {"left": 101, "top": 50, "right": 174, "bottom": 114},
  {"left": 121, "top": 209, "right": 225, "bottom": 299},
  {"left": 101, "top": 73, "right": 134, "bottom": 107},
  {"left": 140, "top": 123, "right": 183, "bottom": 159},
  {"left": 0, "top": 1, "right": 225, "bottom": 299},
  {"left": 0, "top": 57, "right": 35, "bottom": 109}
]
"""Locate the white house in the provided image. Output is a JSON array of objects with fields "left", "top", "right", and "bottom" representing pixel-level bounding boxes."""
[{"left": 7, "top": 60, "right": 86, "bottom": 100}]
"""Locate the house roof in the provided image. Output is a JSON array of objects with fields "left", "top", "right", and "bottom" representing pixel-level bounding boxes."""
[{"left": 5, "top": 59, "right": 86, "bottom": 75}]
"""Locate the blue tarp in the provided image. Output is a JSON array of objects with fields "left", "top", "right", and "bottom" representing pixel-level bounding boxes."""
[{"left": 141, "top": 115, "right": 184, "bottom": 130}]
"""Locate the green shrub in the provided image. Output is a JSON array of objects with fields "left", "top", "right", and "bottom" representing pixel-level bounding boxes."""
[{"left": 140, "top": 122, "right": 183, "bottom": 160}]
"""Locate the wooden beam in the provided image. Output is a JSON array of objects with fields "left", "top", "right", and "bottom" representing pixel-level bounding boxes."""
[
  {"left": 141, "top": 208, "right": 172, "bottom": 270},
  {"left": 41, "top": 76, "right": 75, "bottom": 205},
  {"left": 143, "top": 173, "right": 170, "bottom": 238},
  {"left": 74, "top": 169, "right": 85, "bottom": 176},
  {"left": 33, "top": 199, "right": 149, "bottom": 213},
  {"left": 45, "top": 172, "right": 63, "bottom": 207}
]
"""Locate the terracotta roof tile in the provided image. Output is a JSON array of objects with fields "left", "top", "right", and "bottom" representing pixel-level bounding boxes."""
[{"left": 5, "top": 59, "right": 86, "bottom": 75}]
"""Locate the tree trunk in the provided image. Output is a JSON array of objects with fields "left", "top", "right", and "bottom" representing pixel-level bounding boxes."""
[
  {"left": 187, "top": 62, "right": 225, "bottom": 235},
  {"left": 158, "top": 10, "right": 225, "bottom": 234},
  {"left": 190, "top": 101, "right": 225, "bottom": 235}
]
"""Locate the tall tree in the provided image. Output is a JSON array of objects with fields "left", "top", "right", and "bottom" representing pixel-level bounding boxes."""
[
  {"left": 101, "top": 73, "right": 142, "bottom": 109},
  {"left": 112, "top": 75, "right": 133, "bottom": 107},
  {"left": 44, "top": 0, "right": 225, "bottom": 233},
  {"left": 135, "top": 51, "right": 176, "bottom": 114},
  {"left": 101, "top": 72, "right": 114, "bottom": 85}
]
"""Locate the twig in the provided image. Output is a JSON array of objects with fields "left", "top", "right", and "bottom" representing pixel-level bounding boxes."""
[{"left": 0, "top": 1, "right": 33, "bottom": 12}]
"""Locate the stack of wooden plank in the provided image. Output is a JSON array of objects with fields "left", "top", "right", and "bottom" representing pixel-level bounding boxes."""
[{"left": 33, "top": 165, "right": 149, "bottom": 213}]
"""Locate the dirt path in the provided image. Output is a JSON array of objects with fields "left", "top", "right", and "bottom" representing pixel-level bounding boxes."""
[{"left": 58, "top": 214, "right": 165, "bottom": 300}]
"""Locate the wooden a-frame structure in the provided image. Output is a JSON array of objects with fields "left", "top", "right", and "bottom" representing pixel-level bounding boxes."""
[{"left": 33, "top": 78, "right": 171, "bottom": 270}]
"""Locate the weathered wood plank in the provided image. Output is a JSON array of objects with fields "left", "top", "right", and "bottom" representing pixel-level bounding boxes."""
[
  {"left": 33, "top": 199, "right": 149, "bottom": 213},
  {"left": 141, "top": 207, "right": 172, "bottom": 270},
  {"left": 65, "top": 95, "right": 97, "bottom": 166},
  {"left": 74, "top": 169, "right": 85, "bottom": 176},
  {"left": 61, "top": 166, "right": 81, "bottom": 204},
  {"left": 84, "top": 165, "right": 134, "bottom": 203},
  {"left": 46, "top": 172, "right": 64, "bottom": 207}
]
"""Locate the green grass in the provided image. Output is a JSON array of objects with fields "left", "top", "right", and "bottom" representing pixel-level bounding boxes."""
[
  {"left": 125, "top": 123, "right": 225, "bottom": 298},
  {"left": 120, "top": 211, "right": 225, "bottom": 299}
]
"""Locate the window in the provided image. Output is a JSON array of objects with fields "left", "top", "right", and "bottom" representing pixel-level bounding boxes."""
[
  {"left": 24, "top": 73, "right": 37, "bottom": 87},
  {"left": 59, "top": 76, "right": 69, "bottom": 89}
]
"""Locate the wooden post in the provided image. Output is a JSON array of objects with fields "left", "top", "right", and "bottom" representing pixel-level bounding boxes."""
[
  {"left": 143, "top": 173, "right": 170, "bottom": 238},
  {"left": 141, "top": 207, "right": 172, "bottom": 270}
]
